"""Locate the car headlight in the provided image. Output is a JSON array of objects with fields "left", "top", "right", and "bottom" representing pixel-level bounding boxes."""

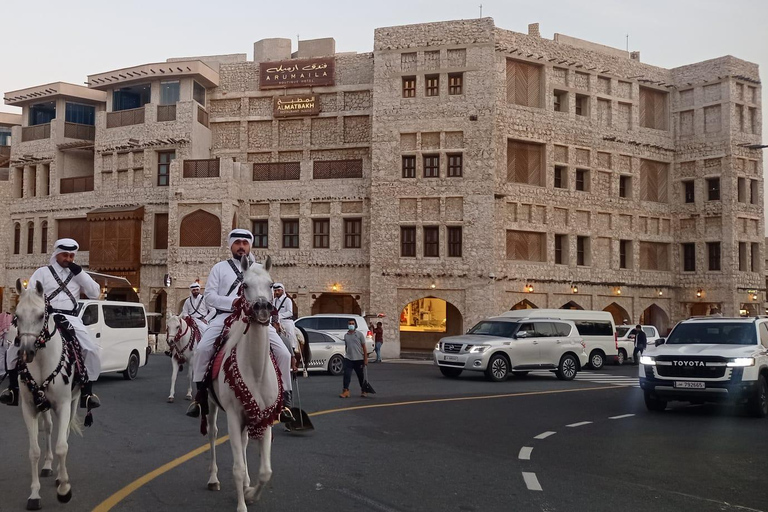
[
  {"left": 726, "top": 357, "right": 755, "bottom": 367},
  {"left": 435, "top": 342, "right": 441, "bottom": 350},
  {"left": 469, "top": 344, "right": 490, "bottom": 353},
  {"left": 639, "top": 355, "right": 656, "bottom": 366}
]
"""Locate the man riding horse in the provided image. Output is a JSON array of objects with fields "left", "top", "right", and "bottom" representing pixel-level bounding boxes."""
[
  {"left": 1, "top": 238, "right": 102, "bottom": 409},
  {"left": 186, "top": 229, "right": 294, "bottom": 420},
  {"left": 182, "top": 282, "right": 215, "bottom": 332}
]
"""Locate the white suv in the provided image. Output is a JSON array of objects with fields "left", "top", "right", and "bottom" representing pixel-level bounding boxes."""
[
  {"left": 639, "top": 317, "right": 768, "bottom": 417},
  {"left": 433, "top": 317, "right": 588, "bottom": 381}
]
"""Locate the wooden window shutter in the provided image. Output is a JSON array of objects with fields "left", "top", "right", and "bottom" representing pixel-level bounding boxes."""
[
  {"left": 640, "top": 87, "right": 668, "bottom": 130},
  {"left": 506, "top": 231, "right": 544, "bottom": 261},
  {"left": 507, "top": 141, "right": 542, "bottom": 185},
  {"left": 657, "top": 243, "right": 669, "bottom": 271},
  {"left": 640, "top": 160, "right": 668, "bottom": 202},
  {"left": 179, "top": 209, "right": 221, "bottom": 247},
  {"left": 154, "top": 213, "right": 168, "bottom": 250},
  {"left": 506, "top": 60, "right": 541, "bottom": 107}
]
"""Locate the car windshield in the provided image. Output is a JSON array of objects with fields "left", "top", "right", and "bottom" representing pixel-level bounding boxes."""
[
  {"left": 666, "top": 322, "right": 757, "bottom": 345},
  {"left": 616, "top": 327, "right": 632, "bottom": 337},
  {"left": 467, "top": 321, "right": 518, "bottom": 338}
]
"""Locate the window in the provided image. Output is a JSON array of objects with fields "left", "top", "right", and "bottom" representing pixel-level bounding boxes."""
[
  {"left": 639, "top": 86, "right": 668, "bottom": 130},
  {"left": 160, "top": 81, "right": 180, "bottom": 106},
  {"left": 619, "top": 175, "right": 631, "bottom": 198},
  {"left": 154, "top": 213, "right": 168, "bottom": 250},
  {"left": 423, "top": 155, "right": 439, "bottom": 178},
  {"left": 40, "top": 221, "right": 48, "bottom": 253},
  {"left": 683, "top": 180, "right": 695, "bottom": 203},
  {"left": 423, "top": 226, "right": 439, "bottom": 257},
  {"left": 113, "top": 84, "right": 151, "bottom": 111},
  {"left": 750, "top": 180, "right": 759, "bottom": 205},
  {"left": 179, "top": 210, "right": 220, "bottom": 247},
  {"left": 81, "top": 305, "right": 99, "bottom": 326},
  {"left": 554, "top": 166, "right": 566, "bottom": 189},
  {"left": 447, "top": 154, "right": 463, "bottom": 177},
  {"left": 65, "top": 103, "right": 95, "bottom": 125},
  {"left": 760, "top": 323, "right": 768, "bottom": 350},
  {"left": 707, "top": 242, "right": 721, "bottom": 271},
  {"left": 576, "top": 236, "right": 590, "bottom": 266},
  {"left": 344, "top": 218, "right": 362, "bottom": 249},
  {"left": 401, "top": 227, "right": 416, "bottom": 257},
  {"left": 57, "top": 218, "right": 90, "bottom": 251},
  {"left": 575, "top": 94, "right": 589, "bottom": 116},
  {"left": 640, "top": 242, "right": 670, "bottom": 271},
  {"left": 282, "top": 219, "right": 299, "bottom": 248},
  {"left": 13, "top": 223, "right": 20, "bottom": 254},
  {"left": 448, "top": 226, "right": 462, "bottom": 257},
  {"left": 739, "top": 242, "right": 748, "bottom": 271},
  {"left": 193, "top": 81, "right": 206, "bottom": 106},
  {"left": 555, "top": 234, "right": 567, "bottom": 264},
  {"left": 425, "top": 75, "right": 439, "bottom": 97},
  {"left": 507, "top": 140, "right": 544, "bottom": 186},
  {"left": 619, "top": 239, "right": 631, "bottom": 269},
  {"left": 448, "top": 73, "right": 463, "bottom": 95},
  {"left": 682, "top": 243, "right": 696, "bottom": 272},
  {"left": 0, "top": 126, "right": 11, "bottom": 145},
  {"left": 506, "top": 59, "right": 542, "bottom": 107},
  {"left": 252, "top": 219, "right": 268, "bottom": 248},
  {"left": 573, "top": 321, "right": 614, "bottom": 337},
  {"left": 29, "top": 101, "right": 56, "bottom": 126},
  {"left": 575, "top": 169, "right": 589, "bottom": 192},
  {"left": 706, "top": 178, "right": 720, "bottom": 201},
  {"left": 402, "top": 77, "right": 416, "bottom": 98},
  {"left": 313, "top": 219, "right": 330, "bottom": 248},
  {"left": 103, "top": 305, "right": 146, "bottom": 329},
  {"left": 26, "top": 222, "right": 34, "bottom": 254},
  {"left": 738, "top": 177, "right": 747, "bottom": 203},
  {"left": 402, "top": 156, "right": 416, "bottom": 178},
  {"left": 553, "top": 90, "right": 567, "bottom": 112},
  {"left": 157, "top": 151, "right": 175, "bottom": 186},
  {"left": 506, "top": 230, "right": 546, "bottom": 262},
  {"left": 751, "top": 243, "right": 760, "bottom": 272},
  {"left": 640, "top": 159, "right": 669, "bottom": 202}
]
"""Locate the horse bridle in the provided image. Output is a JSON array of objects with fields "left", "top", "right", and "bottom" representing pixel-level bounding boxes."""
[
  {"left": 238, "top": 283, "right": 273, "bottom": 327},
  {"left": 168, "top": 319, "right": 191, "bottom": 347},
  {"left": 14, "top": 296, "right": 55, "bottom": 350}
]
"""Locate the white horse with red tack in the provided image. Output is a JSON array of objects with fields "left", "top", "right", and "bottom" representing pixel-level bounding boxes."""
[
  {"left": 165, "top": 314, "right": 200, "bottom": 403},
  {"left": 13, "top": 279, "right": 84, "bottom": 511},
  {"left": 204, "top": 256, "right": 282, "bottom": 512}
]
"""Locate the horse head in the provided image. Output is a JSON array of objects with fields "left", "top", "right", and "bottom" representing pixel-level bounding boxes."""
[
  {"left": 14, "top": 278, "right": 48, "bottom": 364},
  {"left": 166, "top": 314, "right": 183, "bottom": 343},
  {"left": 240, "top": 255, "right": 273, "bottom": 326}
]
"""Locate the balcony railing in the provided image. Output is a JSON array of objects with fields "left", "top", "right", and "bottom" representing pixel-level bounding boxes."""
[
  {"left": 64, "top": 122, "right": 95, "bottom": 140},
  {"left": 197, "top": 106, "right": 209, "bottom": 127},
  {"left": 253, "top": 162, "right": 301, "bottom": 181},
  {"left": 60, "top": 176, "right": 94, "bottom": 194},
  {"left": 183, "top": 159, "right": 220, "bottom": 178},
  {"left": 157, "top": 104, "right": 177, "bottom": 122},
  {"left": 21, "top": 124, "right": 51, "bottom": 142},
  {"left": 106, "top": 107, "right": 145, "bottom": 128}
]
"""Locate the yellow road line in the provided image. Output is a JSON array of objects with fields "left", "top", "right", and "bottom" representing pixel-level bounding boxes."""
[{"left": 91, "top": 385, "right": 612, "bottom": 512}]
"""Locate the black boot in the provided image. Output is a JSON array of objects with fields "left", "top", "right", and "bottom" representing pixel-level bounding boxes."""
[
  {"left": 280, "top": 390, "right": 295, "bottom": 423},
  {"left": 186, "top": 382, "right": 208, "bottom": 418},
  {"left": 80, "top": 381, "right": 100, "bottom": 409},
  {"left": 0, "top": 369, "right": 19, "bottom": 406}
]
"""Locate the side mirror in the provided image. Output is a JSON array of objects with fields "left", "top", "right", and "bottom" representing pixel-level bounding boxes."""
[
  {"left": 655, "top": 338, "right": 665, "bottom": 347},
  {"left": 516, "top": 331, "right": 528, "bottom": 339}
]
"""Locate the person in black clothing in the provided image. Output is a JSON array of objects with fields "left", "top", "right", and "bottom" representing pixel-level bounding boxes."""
[{"left": 631, "top": 325, "right": 647, "bottom": 364}]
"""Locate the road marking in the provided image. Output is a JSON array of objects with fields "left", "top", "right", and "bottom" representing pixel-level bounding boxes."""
[
  {"left": 92, "top": 386, "right": 612, "bottom": 512},
  {"left": 522, "top": 472, "right": 543, "bottom": 491},
  {"left": 566, "top": 421, "right": 593, "bottom": 428},
  {"left": 609, "top": 414, "right": 636, "bottom": 420},
  {"left": 534, "top": 431, "right": 556, "bottom": 440},
  {"left": 518, "top": 447, "right": 533, "bottom": 460}
]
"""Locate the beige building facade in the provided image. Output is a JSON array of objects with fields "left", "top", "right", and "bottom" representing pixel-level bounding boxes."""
[{"left": 1, "top": 19, "right": 764, "bottom": 356}]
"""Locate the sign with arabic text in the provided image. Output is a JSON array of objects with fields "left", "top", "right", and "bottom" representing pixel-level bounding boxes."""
[
  {"left": 259, "top": 57, "right": 335, "bottom": 89},
  {"left": 274, "top": 95, "right": 321, "bottom": 117}
]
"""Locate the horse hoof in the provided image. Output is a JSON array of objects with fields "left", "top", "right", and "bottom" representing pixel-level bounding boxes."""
[
  {"left": 27, "top": 498, "right": 42, "bottom": 510},
  {"left": 207, "top": 482, "right": 220, "bottom": 491},
  {"left": 167, "top": 397, "right": 174, "bottom": 403},
  {"left": 40, "top": 468, "right": 53, "bottom": 477},
  {"left": 244, "top": 487, "right": 256, "bottom": 504},
  {"left": 185, "top": 395, "right": 192, "bottom": 401},
  {"left": 57, "top": 490, "right": 72, "bottom": 503}
]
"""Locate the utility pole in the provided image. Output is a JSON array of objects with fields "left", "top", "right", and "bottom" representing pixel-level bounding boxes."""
[
  {"left": 479, "top": 4, "right": 482, "bottom": 17},
  {"left": 626, "top": 34, "right": 629, "bottom": 52}
]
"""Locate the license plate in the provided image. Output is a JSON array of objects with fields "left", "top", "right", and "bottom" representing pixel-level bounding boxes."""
[
  {"left": 444, "top": 355, "right": 458, "bottom": 361},
  {"left": 674, "top": 381, "right": 705, "bottom": 389}
]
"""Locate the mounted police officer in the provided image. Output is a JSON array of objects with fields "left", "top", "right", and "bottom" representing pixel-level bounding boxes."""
[
  {"left": 186, "top": 229, "right": 293, "bottom": 420},
  {"left": 181, "top": 282, "right": 214, "bottom": 332},
  {"left": 0, "top": 238, "right": 102, "bottom": 409}
]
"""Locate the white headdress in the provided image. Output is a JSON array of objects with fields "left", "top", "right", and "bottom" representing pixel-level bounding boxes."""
[{"left": 50, "top": 238, "right": 79, "bottom": 266}]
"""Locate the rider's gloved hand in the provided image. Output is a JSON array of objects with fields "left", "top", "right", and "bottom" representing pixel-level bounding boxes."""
[{"left": 68, "top": 263, "right": 83, "bottom": 276}]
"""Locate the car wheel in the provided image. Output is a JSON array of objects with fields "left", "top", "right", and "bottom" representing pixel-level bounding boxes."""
[
  {"left": 327, "top": 354, "right": 344, "bottom": 376},
  {"left": 511, "top": 371, "right": 529, "bottom": 378},
  {"left": 123, "top": 351, "right": 140, "bottom": 381},
  {"left": 644, "top": 392, "right": 667, "bottom": 412},
  {"left": 747, "top": 375, "right": 768, "bottom": 418},
  {"left": 556, "top": 354, "right": 578, "bottom": 381},
  {"left": 616, "top": 349, "right": 627, "bottom": 366},
  {"left": 484, "top": 353, "right": 509, "bottom": 382},
  {"left": 589, "top": 350, "right": 605, "bottom": 370},
  {"left": 439, "top": 367, "right": 463, "bottom": 378}
]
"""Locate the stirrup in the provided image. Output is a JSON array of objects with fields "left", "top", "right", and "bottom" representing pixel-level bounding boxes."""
[
  {"left": 0, "top": 388, "right": 19, "bottom": 406},
  {"left": 80, "top": 394, "right": 101, "bottom": 409},
  {"left": 279, "top": 407, "right": 295, "bottom": 423},
  {"left": 186, "top": 401, "right": 201, "bottom": 418}
]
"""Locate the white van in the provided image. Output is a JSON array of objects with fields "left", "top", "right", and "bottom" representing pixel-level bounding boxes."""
[
  {"left": 78, "top": 300, "right": 149, "bottom": 380},
  {"left": 501, "top": 309, "right": 617, "bottom": 369},
  {"left": 616, "top": 324, "right": 662, "bottom": 364}
]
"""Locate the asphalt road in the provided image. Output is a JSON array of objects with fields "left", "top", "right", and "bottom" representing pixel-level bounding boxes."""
[{"left": 0, "top": 355, "right": 766, "bottom": 512}]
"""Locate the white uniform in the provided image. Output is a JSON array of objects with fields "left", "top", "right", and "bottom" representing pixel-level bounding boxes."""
[
  {"left": 181, "top": 294, "right": 214, "bottom": 333},
  {"left": 193, "top": 257, "right": 292, "bottom": 392},
  {"left": 273, "top": 292, "right": 297, "bottom": 352},
  {"left": 7, "top": 262, "right": 102, "bottom": 379}
]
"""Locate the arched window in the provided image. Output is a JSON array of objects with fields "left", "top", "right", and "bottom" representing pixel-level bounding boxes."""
[
  {"left": 26, "top": 221, "right": 34, "bottom": 254},
  {"left": 40, "top": 221, "right": 48, "bottom": 254},
  {"left": 179, "top": 209, "right": 221, "bottom": 247},
  {"left": 13, "top": 223, "right": 20, "bottom": 254}
]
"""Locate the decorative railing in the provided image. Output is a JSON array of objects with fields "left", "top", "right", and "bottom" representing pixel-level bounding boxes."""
[
  {"left": 21, "top": 124, "right": 51, "bottom": 142},
  {"left": 60, "top": 176, "right": 94, "bottom": 194},
  {"left": 64, "top": 122, "right": 95, "bottom": 140},
  {"left": 252, "top": 162, "right": 300, "bottom": 181},
  {"left": 183, "top": 159, "right": 219, "bottom": 178},
  {"left": 157, "top": 104, "right": 177, "bottom": 122},
  {"left": 106, "top": 107, "right": 145, "bottom": 128},
  {"left": 312, "top": 159, "right": 363, "bottom": 179}
]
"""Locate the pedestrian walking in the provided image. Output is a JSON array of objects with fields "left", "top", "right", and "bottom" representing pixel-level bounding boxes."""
[
  {"left": 372, "top": 321, "right": 384, "bottom": 362},
  {"left": 339, "top": 319, "right": 368, "bottom": 398},
  {"left": 631, "top": 325, "right": 647, "bottom": 364}
]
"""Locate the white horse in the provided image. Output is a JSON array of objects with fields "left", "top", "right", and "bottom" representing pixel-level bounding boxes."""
[
  {"left": 166, "top": 314, "right": 199, "bottom": 403},
  {"left": 13, "top": 279, "right": 83, "bottom": 510},
  {"left": 205, "top": 256, "right": 281, "bottom": 512}
]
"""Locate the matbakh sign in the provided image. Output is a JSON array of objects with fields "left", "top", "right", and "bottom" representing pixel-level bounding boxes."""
[
  {"left": 274, "top": 95, "right": 321, "bottom": 117},
  {"left": 259, "top": 57, "right": 335, "bottom": 89}
]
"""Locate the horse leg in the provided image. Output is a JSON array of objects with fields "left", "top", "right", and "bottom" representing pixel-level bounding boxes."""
[
  {"left": 252, "top": 425, "right": 273, "bottom": 503},
  {"left": 168, "top": 357, "right": 178, "bottom": 402},
  {"left": 226, "top": 415, "right": 248, "bottom": 512},
  {"left": 40, "top": 410, "right": 54, "bottom": 478},
  {"left": 206, "top": 404, "right": 220, "bottom": 491},
  {"left": 185, "top": 354, "right": 193, "bottom": 400},
  {"left": 21, "top": 399, "right": 42, "bottom": 510},
  {"left": 54, "top": 401, "right": 73, "bottom": 503},
  {"left": 242, "top": 430, "right": 255, "bottom": 504}
]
